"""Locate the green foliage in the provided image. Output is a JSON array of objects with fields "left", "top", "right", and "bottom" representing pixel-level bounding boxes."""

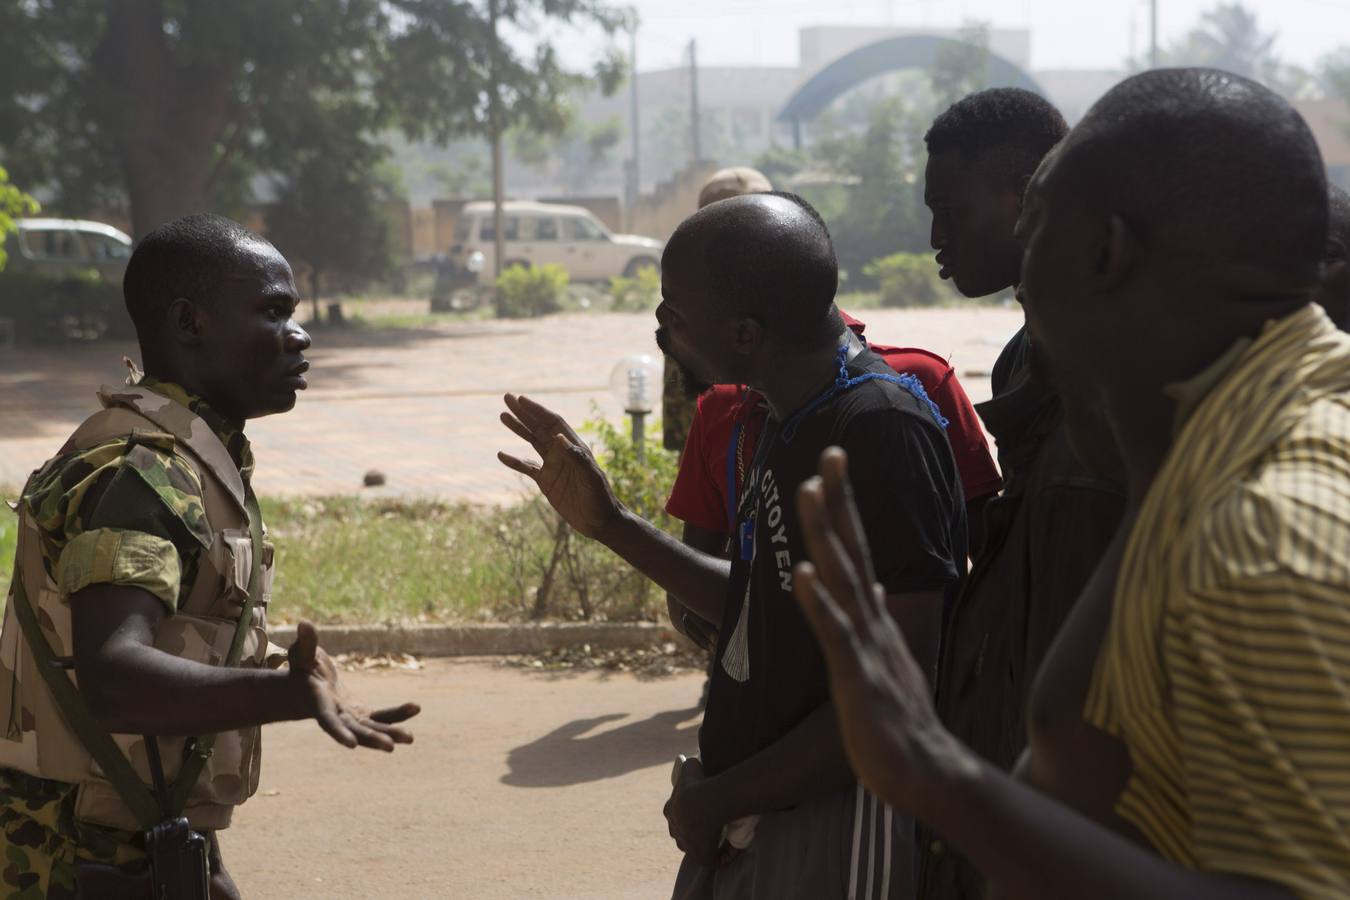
[
  {"left": 492, "top": 413, "right": 679, "bottom": 622},
  {"left": 816, "top": 95, "right": 931, "bottom": 284},
  {"left": 0, "top": 490, "right": 15, "bottom": 587},
  {"left": 1135, "top": 3, "right": 1311, "bottom": 95},
  {"left": 266, "top": 130, "right": 400, "bottom": 319},
  {"left": 931, "top": 23, "right": 992, "bottom": 109},
  {"left": 0, "top": 167, "right": 39, "bottom": 272},
  {"left": 0, "top": 270, "right": 131, "bottom": 342},
  {"left": 863, "top": 253, "right": 959, "bottom": 308},
  {"left": 586, "top": 414, "right": 680, "bottom": 525},
  {"left": 511, "top": 116, "right": 624, "bottom": 193},
  {"left": 755, "top": 28, "right": 992, "bottom": 285},
  {"left": 607, "top": 265, "right": 661, "bottom": 312},
  {"left": 495, "top": 263, "right": 569, "bottom": 318},
  {"left": 0, "top": 2, "right": 627, "bottom": 235}
]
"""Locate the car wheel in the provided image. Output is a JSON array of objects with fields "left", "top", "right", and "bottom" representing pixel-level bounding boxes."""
[{"left": 623, "top": 257, "right": 660, "bottom": 278}]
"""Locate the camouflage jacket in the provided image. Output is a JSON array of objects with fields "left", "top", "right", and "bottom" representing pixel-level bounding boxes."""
[
  {"left": 0, "top": 377, "right": 278, "bottom": 833},
  {"left": 20, "top": 376, "right": 253, "bottom": 613}
]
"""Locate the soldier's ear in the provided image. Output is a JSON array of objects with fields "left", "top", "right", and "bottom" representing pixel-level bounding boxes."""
[{"left": 166, "top": 297, "right": 204, "bottom": 346}]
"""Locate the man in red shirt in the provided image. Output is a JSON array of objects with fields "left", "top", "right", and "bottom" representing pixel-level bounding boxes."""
[{"left": 666, "top": 308, "right": 1000, "bottom": 646}]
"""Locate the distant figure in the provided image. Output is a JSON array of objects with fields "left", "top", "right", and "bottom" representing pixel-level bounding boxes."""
[
  {"left": 661, "top": 166, "right": 775, "bottom": 453},
  {"left": 499, "top": 193, "right": 966, "bottom": 899},
  {"left": 0, "top": 214, "right": 418, "bottom": 898},
  {"left": 1313, "top": 183, "right": 1350, "bottom": 330},
  {"left": 796, "top": 67, "right": 1350, "bottom": 899}
]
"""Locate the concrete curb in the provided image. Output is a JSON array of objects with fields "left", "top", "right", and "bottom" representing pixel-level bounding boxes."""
[{"left": 268, "top": 622, "right": 700, "bottom": 657}]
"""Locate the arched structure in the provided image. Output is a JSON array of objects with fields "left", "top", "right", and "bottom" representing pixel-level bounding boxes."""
[{"left": 777, "top": 35, "right": 1046, "bottom": 146}]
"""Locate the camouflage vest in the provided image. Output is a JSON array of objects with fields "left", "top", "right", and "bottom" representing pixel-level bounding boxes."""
[{"left": 0, "top": 385, "right": 276, "bottom": 832}]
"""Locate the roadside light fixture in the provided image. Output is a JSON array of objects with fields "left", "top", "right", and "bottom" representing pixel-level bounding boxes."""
[{"left": 609, "top": 353, "right": 661, "bottom": 462}]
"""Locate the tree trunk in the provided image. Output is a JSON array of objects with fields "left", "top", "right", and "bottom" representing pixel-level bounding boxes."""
[
  {"left": 91, "top": 0, "right": 238, "bottom": 238},
  {"left": 310, "top": 269, "right": 322, "bottom": 324}
]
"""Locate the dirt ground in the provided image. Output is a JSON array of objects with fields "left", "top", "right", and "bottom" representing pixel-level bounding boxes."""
[
  {"left": 0, "top": 306, "right": 1022, "bottom": 501},
  {"left": 224, "top": 658, "right": 706, "bottom": 899}
]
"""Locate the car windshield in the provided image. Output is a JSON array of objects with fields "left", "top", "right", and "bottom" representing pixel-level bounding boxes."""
[{"left": 563, "top": 216, "right": 605, "bottom": 241}]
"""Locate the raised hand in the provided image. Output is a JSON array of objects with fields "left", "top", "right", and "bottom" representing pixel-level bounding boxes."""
[
  {"left": 288, "top": 621, "right": 420, "bottom": 751},
  {"left": 792, "top": 447, "right": 963, "bottom": 812},
  {"left": 497, "top": 392, "right": 624, "bottom": 539}
]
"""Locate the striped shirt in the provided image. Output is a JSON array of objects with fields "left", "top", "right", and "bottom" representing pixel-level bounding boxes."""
[{"left": 1085, "top": 303, "right": 1350, "bottom": 898}]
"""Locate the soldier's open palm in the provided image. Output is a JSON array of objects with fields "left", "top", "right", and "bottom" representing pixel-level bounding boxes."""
[
  {"left": 288, "top": 622, "right": 420, "bottom": 751},
  {"left": 497, "top": 393, "right": 623, "bottom": 539}
]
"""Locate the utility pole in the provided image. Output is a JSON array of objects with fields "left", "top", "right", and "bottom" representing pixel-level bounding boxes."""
[
  {"left": 1150, "top": 0, "right": 1159, "bottom": 69},
  {"left": 688, "top": 38, "right": 701, "bottom": 166},
  {"left": 488, "top": 0, "right": 506, "bottom": 316},
  {"left": 627, "top": 10, "right": 640, "bottom": 216}
]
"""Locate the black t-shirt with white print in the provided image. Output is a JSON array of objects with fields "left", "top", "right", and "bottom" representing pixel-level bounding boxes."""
[{"left": 699, "top": 348, "right": 968, "bottom": 777}]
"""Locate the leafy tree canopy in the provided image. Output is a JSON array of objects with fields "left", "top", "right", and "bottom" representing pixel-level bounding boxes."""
[{"left": 0, "top": 0, "right": 627, "bottom": 237}]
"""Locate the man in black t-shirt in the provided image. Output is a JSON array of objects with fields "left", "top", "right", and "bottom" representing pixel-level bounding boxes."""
[{"left": 498, "top": 193, "right": 966, "bottom": 899}]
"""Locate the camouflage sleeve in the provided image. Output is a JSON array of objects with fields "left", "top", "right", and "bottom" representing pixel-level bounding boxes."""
[
  {"left": 57, "top": 529, "right": 181, "bottom": 611},
  {"left": 24, "top": 434, "right": 212, "bottom": 612}
]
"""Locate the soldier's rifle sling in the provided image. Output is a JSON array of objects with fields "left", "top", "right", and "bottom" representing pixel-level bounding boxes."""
[{"left": 8, "top": 578, "right": 163, "bottom": 830}]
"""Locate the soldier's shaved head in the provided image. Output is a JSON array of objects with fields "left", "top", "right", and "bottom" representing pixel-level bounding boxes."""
[
  {"left": 1049, "top": 68, "right": 1326, "bottom": 294},
  {"left": 124, "top": 214, "right": 278, "bottom": 343},
  {"left": 663, "top": 192, "right": 841, "bottom": 349}
]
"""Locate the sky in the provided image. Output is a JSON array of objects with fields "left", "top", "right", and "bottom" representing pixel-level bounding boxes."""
[{"left": 552, "top": 0, "right": 1350, "bottom": 75}]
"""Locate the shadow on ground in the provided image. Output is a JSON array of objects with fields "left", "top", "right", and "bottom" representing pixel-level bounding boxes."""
[{"left": 502, "top": 706, "right": 702, "bottom": 788}]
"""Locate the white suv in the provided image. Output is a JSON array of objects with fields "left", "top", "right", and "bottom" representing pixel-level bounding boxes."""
[
  {"left": 447, "top": 201, "right": 662, "bottom": 286},
  {"left": 4, "top": 218, "right": 133, "bottom": 282}
]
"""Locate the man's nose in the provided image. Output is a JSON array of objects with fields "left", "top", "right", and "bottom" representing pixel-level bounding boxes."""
[{"left": 286, "top": 323, "right": 312, "bottom": 352}]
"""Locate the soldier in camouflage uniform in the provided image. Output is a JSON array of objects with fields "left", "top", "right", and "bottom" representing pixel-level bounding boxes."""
[{"left": 0, "top": 214, "right": 420, "bottom": 898}]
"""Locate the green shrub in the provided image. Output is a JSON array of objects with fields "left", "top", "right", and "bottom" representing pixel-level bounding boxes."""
[
  {"left": 0, "top": 270, "right": 132, "bottom": 342},
  {"left": 607, "top": 264, "right": 661, "bottom": 312},
  {"left": 495, "top": 263, "right": 569, "bottom": 318},
  {"left": 494, "top": 411, "right": 680, "bottom": 622},
  {"left": 862, "top": 252, "right": 956, "bottom": 308}
]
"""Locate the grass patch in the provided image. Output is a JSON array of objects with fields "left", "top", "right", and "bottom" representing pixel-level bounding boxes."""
[
  {"left": 262, "top": 495, "right": 519, "bottom": 624},
  {"left": 0, "top": 491, "right": 16, "bottom": 595},
  {"left": 0, "top": 493, "right": 668, "bottom": 626},
  {"left": 0, "top": 418, "right": 677, "bottom": 625}
]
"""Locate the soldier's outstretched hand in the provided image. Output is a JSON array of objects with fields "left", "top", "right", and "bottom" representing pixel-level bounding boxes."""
[
  {"left": 792, "top": 447, "right": 965, "bottom": 813},
  {"left": 288, "top": 621, "right": 420, "bottom": 751},
  {"left": 497, "top": 392, "right": 623, "bottom": 539}
]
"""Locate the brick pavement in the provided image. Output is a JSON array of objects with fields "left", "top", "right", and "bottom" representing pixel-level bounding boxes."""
[{"left": 0, "top": 307, "right": 1023, "bottom": 503}]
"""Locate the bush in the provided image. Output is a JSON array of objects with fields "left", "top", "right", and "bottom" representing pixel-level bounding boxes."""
[
  {"left": 495, "top": 263, "right": 569, "bottom": 318},
  {"left": 0, "top": 270, "right": 132, "bottom": 342},
  {"left": 862, "top": 252, "right": 956, "bottom": 308},
  {"left": 607, "top": 264, "right": 661, "bottom": 312},
  {"left": 494, "top": 411, "right": 680, "bottom": 622}
]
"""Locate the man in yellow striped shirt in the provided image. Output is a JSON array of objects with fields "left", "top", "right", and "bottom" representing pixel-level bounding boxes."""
[{"left": 790, "top": 67, "right": 1350, "bottom": 900}]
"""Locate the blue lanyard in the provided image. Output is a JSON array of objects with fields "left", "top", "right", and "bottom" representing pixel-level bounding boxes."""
[{"left": 727, "top": 344, "right": 948, "bottom": 560}]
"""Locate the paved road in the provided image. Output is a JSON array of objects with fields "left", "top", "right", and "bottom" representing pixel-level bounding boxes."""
[
  {"left": 224, "top": 659, "right": 704, "bottom": 899},
  {"left": 0, "top": 307, "right": 1022, "bottom": 501}
]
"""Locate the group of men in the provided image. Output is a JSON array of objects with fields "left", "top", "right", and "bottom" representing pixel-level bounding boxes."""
[
  {"left": 503, "top": 66, "right": 1350, "bottom": 900},
  {"left": 1, "top": 64, "right": 1348, "bottom": 900}
]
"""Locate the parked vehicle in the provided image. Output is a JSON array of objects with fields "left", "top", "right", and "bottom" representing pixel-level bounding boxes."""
[
  {"left": 445, "top": 201, "right": 662, "bottom": 287},
  {"left": 3, "top": 218, "right": 133, "bottom": 282},
  {"left": 0, "top": 220, "right": 134, "bottom": 342}
]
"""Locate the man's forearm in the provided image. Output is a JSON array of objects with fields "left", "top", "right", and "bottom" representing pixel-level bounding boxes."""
[
  {"left": 84, "top": 643, "right": 311, "bottom": 736},
  {"left": 694, "top": 702, "right": 854, "bottom": 825},
  {"left": 912, "top": 742, "right": 1293, "bottom": 900},
  {"left": 602, "top": 508, "right": 731, "bottom": 623}
]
